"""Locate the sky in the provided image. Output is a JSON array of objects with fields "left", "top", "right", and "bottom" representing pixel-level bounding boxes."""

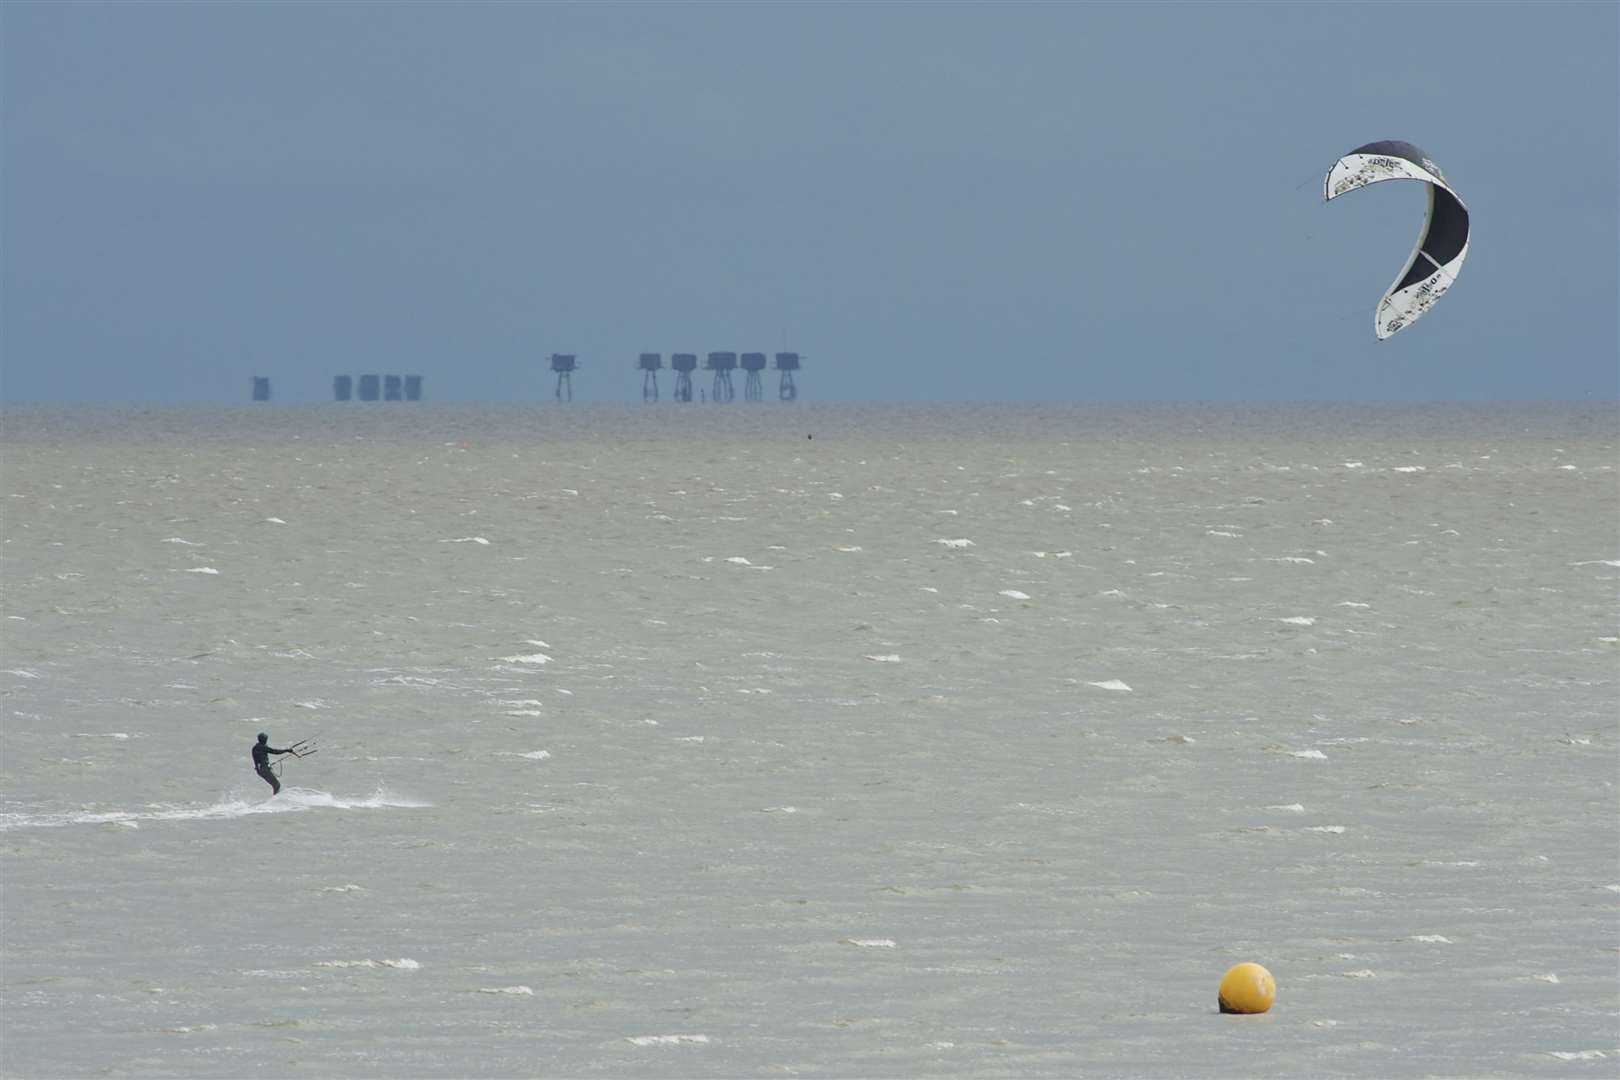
[{"left": 2, "top": 1, "right": 1615, "bottom": 404}]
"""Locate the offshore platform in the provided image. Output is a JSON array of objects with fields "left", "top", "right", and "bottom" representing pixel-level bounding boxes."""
[
  {"left": 740, "top": 353, "right": 766, "bottom": 401},
  {"left": 705, "top": 352, "right": 737, "bottom": 403},
  {"left": 251, "top": 349, "right": 795, "bottom": 404},
  {"left": 671, "top": 353, "right": 697, "bottom": 402},
  {"left": 549, "top": 353, "right": 577, "bottom": 400},
  {"left": 630, "top": 350, "right": 801, "bottom": 402},
  {"left": 330, "top": 375, "right": 423, "bottom": 401},
  {"left": 774, "top": 352, "right": 799, "bottom": 401},
  {"left": 638, "top": 353, "right": 662, "bottom": 402}
]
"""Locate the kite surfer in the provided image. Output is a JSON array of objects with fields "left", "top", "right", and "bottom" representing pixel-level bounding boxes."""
[{"left": 251, "top": 733, "right": 305, "bottom": 795}]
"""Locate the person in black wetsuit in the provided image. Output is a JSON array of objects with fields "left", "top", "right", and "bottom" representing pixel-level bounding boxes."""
[{"left": 252, "top": 733, "right": 295, "bottom": 795}]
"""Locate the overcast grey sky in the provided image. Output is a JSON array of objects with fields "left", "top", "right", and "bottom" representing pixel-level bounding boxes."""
[{"left": 3, "top": 1, "right": 1615, "bottom": 404}]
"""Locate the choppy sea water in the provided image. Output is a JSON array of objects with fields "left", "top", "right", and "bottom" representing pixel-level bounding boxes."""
[{"left": 1, "top": 403, "right": 1616, "bottom": 1078}]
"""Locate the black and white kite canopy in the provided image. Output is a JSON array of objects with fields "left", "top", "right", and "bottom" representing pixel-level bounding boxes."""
[{"left": 1324, "top": 140, "right": 1469, "bottom": 340}]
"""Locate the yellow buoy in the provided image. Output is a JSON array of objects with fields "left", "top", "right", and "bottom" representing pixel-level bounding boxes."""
[{"left": 1218, "top": 962, "right": 1276, "bottom": 1014}]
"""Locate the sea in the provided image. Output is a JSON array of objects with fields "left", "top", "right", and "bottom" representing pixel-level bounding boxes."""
[{"left": 1, "top": 403, "right": 1616, "bottom": 1078}]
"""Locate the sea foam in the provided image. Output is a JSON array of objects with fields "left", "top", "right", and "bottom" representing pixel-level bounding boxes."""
[{"left": 0, "top": 788, "right": 429, "bottom": 831}]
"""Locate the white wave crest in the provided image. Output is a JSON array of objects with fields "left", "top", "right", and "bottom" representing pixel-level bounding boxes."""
[{"left": 0, "top": 787, "right": 429, "bottom": 831}]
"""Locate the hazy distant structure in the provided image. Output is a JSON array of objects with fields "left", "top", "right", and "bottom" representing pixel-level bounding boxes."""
[
  {"left": 333, "top": 374, "right": 419, "bottom": 401},
  {"left": 740, "top": 352, "right": 767, "bottom": 402},
  {"left": 774, "top": 352, "right": 800, "bottom": 401},
  {"left": 638, "top": 353, "right": 662, "bottom": 402},
  {"left": 705, "top": 352, "right": 737, "bottom": 403},
  {"left": 671, "top": 353, "right": 697, "bottom": 403},
  {"left": 251, "top": 377, "right": 271, "bottom": 402},
  {"left": 550, "top": 354, "right": 577, "bottom": 400}
]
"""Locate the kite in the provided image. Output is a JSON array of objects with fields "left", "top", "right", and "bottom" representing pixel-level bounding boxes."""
[{"left": 1324, "top": 141, "right": 1469, "bottom": 339}]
